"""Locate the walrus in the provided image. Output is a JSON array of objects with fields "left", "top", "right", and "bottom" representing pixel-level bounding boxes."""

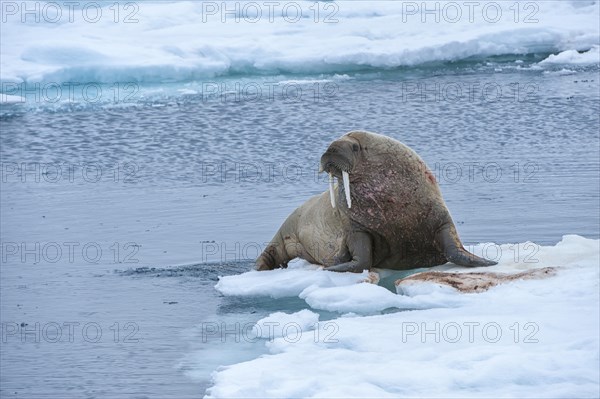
[{"left": 256, "top": 131, "right": 497, "bottom": 272}]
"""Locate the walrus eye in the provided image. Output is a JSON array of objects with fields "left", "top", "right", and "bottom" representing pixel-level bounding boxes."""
[{"left": 352, "top": 144, "right": 359, "bottom": 152}]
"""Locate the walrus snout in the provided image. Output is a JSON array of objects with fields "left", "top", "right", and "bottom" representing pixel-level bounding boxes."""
[{"left": 319, "top": 143, "right": 354, "bottom": 175}]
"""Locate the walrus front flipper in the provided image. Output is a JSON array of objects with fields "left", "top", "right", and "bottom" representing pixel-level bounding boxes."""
[
  {"left": 436, "top": 224, "right": 498, "bottom": 267},
  {"left": 325, "top": 230, "right": 372, "bottom": 273}
]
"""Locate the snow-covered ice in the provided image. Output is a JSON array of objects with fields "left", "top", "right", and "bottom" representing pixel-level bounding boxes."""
[
  {"left": 209, "top": 235, "right": 599, "bottom": 397},
  {"left": 540, "top": 45, "right": 600, "bottom": 66},
  {"left": 252, "top": 309, "right": 320, "bottom": 340},
  {"left": 1, "top": 1, "right": 598, "bottom": 85}
]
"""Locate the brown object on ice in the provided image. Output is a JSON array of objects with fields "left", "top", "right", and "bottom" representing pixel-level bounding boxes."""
[{"left": 395, "top": 267, "right": 558, "bottom": 293}]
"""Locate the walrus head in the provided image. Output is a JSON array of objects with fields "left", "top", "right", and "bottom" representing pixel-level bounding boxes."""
[
  {"left": 320, "top": 131, "right": 388, "bottom": 209},
  {"left": 319, "top": 134, "right": 365, "bottom": 209}
]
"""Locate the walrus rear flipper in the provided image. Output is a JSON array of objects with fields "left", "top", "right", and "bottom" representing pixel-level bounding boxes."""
[
  {"left": 436, "top": 224, "right": 498, "bottom": 267},
  {"left": 256, "top": 234, "right": 291, "bottom": 271}
]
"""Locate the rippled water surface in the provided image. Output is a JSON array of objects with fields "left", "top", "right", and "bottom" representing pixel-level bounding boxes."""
[{"left": 1, "top": 66, "right": 599, "bottom": 397}]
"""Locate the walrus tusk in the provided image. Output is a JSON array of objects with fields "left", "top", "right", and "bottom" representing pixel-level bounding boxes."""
[
  {"left": 329, "top": 173, "right": 336, "bottom": 208},
  {"left": 342, "top": 170, "right": 351, "bottom": 208}
]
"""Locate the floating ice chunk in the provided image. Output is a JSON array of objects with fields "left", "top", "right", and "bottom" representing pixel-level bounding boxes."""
[
  {"left": 251, "top": 309, "right": 319, "bottom": 340},
  {"left": 215, "top": 265, "right": 370, "bottom": 299}
]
